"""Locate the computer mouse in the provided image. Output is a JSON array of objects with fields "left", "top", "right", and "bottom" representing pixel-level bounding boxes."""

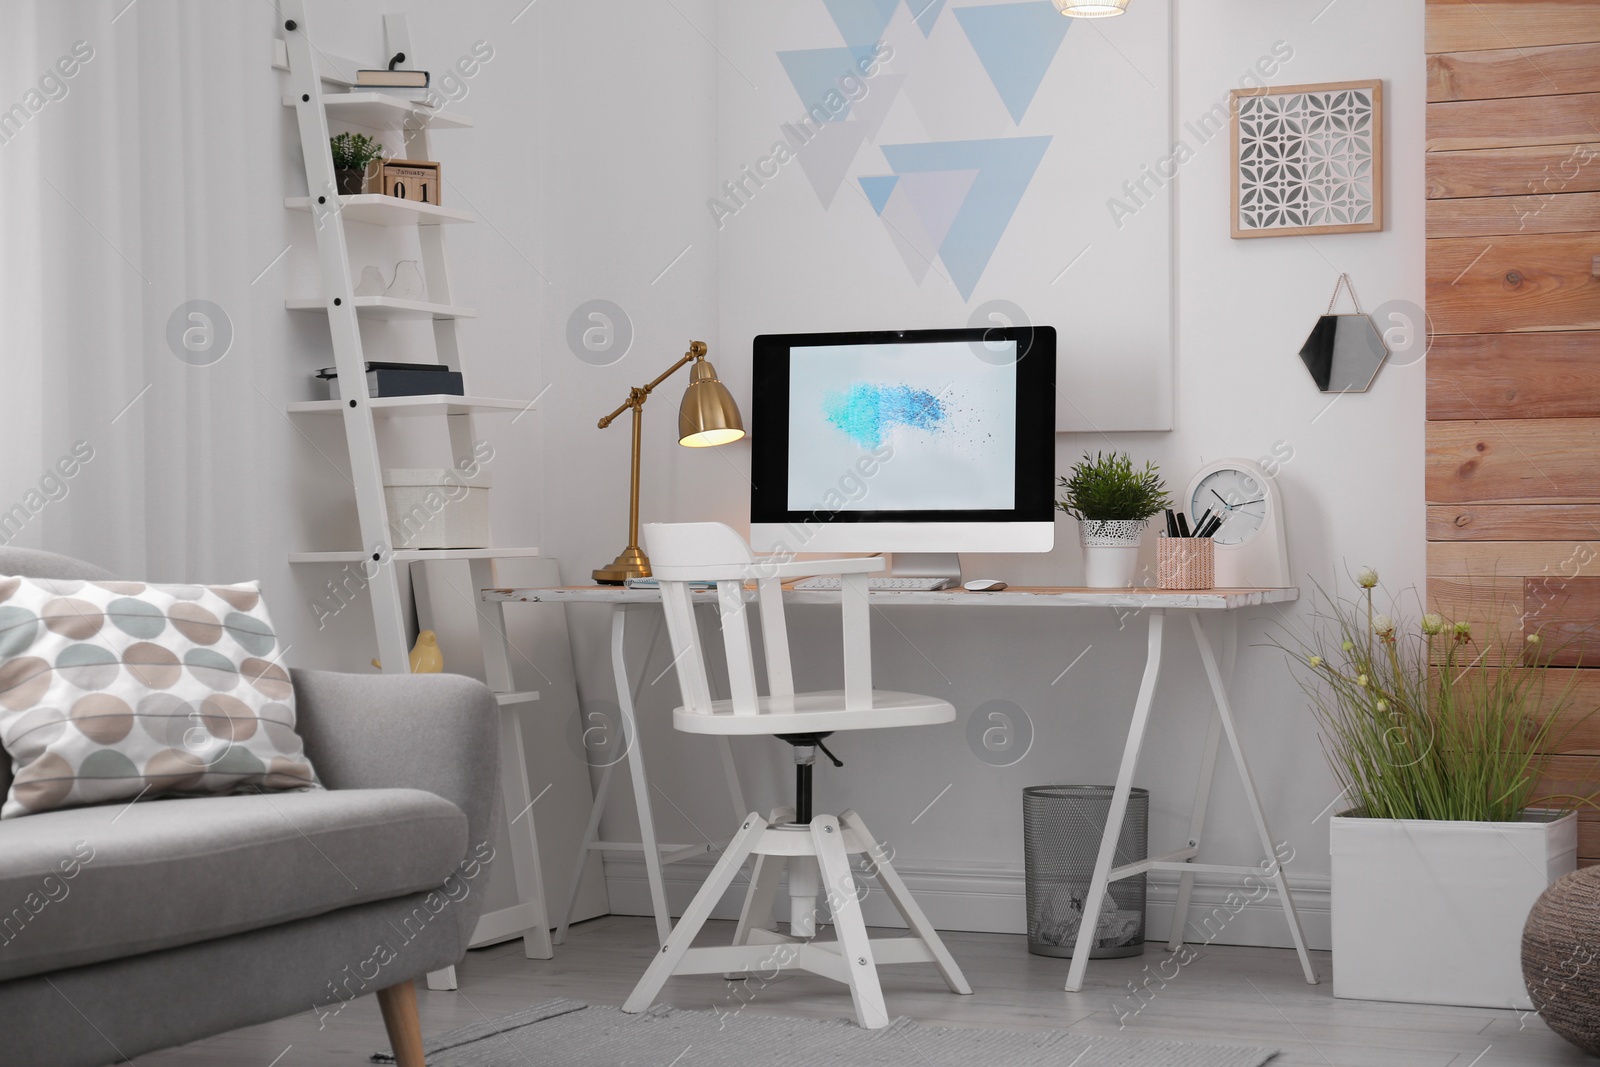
[{"left": 963, "top": 579, "right": 1007, "bottom": 592}]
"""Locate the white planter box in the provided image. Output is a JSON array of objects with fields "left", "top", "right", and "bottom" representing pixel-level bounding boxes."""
[
  {"left": 383, "top": 468, "right": 490, "bottom": 549},
  {"left": 1330, "top": 809, "right": 1576, "bottom": 1009}
]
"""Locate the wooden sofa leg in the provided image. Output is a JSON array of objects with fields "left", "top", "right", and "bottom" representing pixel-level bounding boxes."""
[{"left": 376, "top": 981, "right": 426, "bottom": 1067}]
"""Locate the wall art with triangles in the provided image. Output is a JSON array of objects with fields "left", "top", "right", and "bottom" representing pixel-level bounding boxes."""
[{"left": 716, "top": 0, "right": 1175, "bottom": 433}]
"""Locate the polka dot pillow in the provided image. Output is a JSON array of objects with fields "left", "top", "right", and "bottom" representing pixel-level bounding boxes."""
[{"left": 0, "top": 576, "right": 320, "bottom": 818}]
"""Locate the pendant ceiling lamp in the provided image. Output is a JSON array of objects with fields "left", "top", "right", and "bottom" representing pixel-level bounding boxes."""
[{"left": 1052, "top": 0, "right": 1131, "bottom": 16}]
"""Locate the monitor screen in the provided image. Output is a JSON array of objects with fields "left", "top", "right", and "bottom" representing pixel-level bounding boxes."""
[
  {"left": 750, "top": 326, "right": 1055, "bottom": 554},
  {"left": 786, "top": 340, "right": 1017, "bottom": 512}
]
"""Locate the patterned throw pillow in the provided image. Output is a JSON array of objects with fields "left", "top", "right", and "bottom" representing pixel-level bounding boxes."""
[{"left": 0, "top": 576, "right": 319, "bottom": 818}]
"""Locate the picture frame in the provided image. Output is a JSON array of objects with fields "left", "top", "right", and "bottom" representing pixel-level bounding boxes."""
[{"left": 1230, "top": 79, "right": 1383, "bottom": 239}]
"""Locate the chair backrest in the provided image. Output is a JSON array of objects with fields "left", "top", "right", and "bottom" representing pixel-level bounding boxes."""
[
  {"left": 645, "top": 521, "right": 754, "bottom": 579},
  {"left": 642, "top": 522, "right": 874, "bottom": 718}
]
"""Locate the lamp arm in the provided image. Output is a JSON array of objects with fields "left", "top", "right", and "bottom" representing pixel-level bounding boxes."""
[
  {"left": 595, "top": 341, "right": 707, "bottom": 429},
  {"left": 596, "top": 391, "right": 641, "bottom": 430}
]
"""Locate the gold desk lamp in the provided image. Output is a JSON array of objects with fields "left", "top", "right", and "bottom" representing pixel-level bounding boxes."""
[{"left": 592, "top": 340, "right": 745, "bottom": 584}]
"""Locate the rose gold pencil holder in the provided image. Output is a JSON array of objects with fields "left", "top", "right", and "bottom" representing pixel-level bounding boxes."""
[{"left": 1157, "top": 537, "right": 1214, "bottom": 590}]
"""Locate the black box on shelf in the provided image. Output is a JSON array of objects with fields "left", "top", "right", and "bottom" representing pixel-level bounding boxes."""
[{"left": 316, "top": 361, "right": 464, "bottom": 400}]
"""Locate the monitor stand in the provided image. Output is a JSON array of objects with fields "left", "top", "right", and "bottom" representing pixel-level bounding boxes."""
[{"left": 883, "top": 553, "right": 962, "bottom": 583}]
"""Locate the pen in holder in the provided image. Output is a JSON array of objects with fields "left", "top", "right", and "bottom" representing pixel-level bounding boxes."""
[{"left": 1158, "top": 537, "right": 1215, "bottom": 590}]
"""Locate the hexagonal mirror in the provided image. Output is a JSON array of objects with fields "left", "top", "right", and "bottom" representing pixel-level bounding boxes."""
[{"left": 1298, "top": 313, "right": 1389, "bottom": 393}]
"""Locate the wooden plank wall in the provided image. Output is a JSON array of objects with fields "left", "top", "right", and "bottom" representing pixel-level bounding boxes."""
[{"left": 1426, "top": 0, "right": 1600, "bottom": 862}]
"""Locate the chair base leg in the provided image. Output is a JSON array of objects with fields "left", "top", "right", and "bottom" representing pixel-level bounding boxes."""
[
  {"left": 812, "top": 814, "right": 888, "bottom": 1028},
  {"left": 376, "top": 980, "right": 426, "bottom": 1067},
  {"left": 625, "top": 809, "right": 968, "bottom": 1030},
  {"left": 727, "top": 851, "right": 785, "bottom": 979},
  {"left": 624, "top": 814, "right": 770, "bottom": 1014},
  {"left": 840, "top": 809, "right": 971, "bottom": 996}
]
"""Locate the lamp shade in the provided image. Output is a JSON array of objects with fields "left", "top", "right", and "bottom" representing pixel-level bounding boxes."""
[
  {"left": 1052, "top": 0, "right": 1130, "bottom": 15},
  {"left": 679, "top": 359, "right": 745, "bottom": 447}
]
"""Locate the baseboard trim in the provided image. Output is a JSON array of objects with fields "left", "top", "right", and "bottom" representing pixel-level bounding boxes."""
[{"left": 600, "top": 854, "right": 1332, "bottom": 952}]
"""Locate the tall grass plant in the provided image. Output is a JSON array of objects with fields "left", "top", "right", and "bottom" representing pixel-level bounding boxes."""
[{"left": 1285, "top": 569, "right": 1587, "bottom": 823}]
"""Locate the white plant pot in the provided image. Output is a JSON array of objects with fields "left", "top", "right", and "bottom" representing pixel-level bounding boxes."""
[
  {"left": 1330, "top": 809, "right": 1577, "bottom": 1009},
  {"left": 1083, "top": 546, "right": 1140, "bottom": 588},
  {"left": 1079, "top": 519, "right": 1146, "bottom": 588}
]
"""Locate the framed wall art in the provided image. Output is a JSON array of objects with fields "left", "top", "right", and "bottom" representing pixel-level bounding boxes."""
[
  {"left": 717, "top": 0, "right": 1177, "bottom": 433},
  {"left": 1230, "top": 79, "right": 1383, "bottom": 239}
]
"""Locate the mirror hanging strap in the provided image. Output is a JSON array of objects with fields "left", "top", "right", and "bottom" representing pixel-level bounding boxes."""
[{"left": 1326, "top": 273, "right": 1365, "bottom": 315}]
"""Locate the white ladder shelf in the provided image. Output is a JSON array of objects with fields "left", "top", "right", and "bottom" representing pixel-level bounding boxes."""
[{"left": 277, "top": 4, "right": 552, "bottom": 989}]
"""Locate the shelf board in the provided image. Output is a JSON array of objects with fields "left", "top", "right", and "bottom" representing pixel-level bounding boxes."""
[
  {"left": 290, "top": 547, "right": 541, "bottom": 565},
  {"left": 283, "top": 92, "right": 472, "bottom": 130},
  {"left": 284, "top": 195, "right": 474, "bottom": 226},
  {"left": 285, "top": 296, "right": 476, "bottom": 320},
  {"left": 495, "top": 691, "right": 540, "bottom": 706},
  {"left": 287, "top": 395, "right": 538, "bottom": 418}
]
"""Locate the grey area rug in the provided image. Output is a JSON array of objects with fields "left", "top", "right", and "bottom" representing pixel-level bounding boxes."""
[{"left": 374, "top": 998, "right": 1277, "bottom": 1066}]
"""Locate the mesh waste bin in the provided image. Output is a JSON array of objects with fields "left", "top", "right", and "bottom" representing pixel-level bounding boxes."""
[{"left": 1024, "top": 785, "right": 1148, "bottom": 959}]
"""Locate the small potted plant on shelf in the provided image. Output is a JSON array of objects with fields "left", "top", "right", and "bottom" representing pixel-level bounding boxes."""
[
  {"left": 1285, "top": 568, "right": 1590, "bottom": 1009},
  {"left": 1056, "top": 451, "right": 1169, "bottom": 588},
  {"left": 329, "top": 132, "right": 385, "bottom": 196}
]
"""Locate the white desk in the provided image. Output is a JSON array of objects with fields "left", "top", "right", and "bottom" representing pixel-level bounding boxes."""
[{"left": 484, "top": 584, "right": 1316, "bottom": 992}]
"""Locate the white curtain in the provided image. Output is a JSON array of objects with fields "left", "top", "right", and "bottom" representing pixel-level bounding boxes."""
[{"left": 2, "top": 2, "right": 311, "bottom": 588}]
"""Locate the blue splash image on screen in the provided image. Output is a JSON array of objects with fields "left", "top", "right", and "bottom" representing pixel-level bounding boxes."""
[
  {"left": 822, "top": 383, "right": 946, "bottom": 448},
  {"left": 786, "top": 340, "right": 1016, "bottom": 512}
]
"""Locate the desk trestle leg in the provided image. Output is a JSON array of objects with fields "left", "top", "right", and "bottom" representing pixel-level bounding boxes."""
[
  {"left": 1187, "top": 612, "right": 1317, "bottom": 985},
  {"left": 1168, "top": 713, "right": 1223, "bottom": 951},
  {"left": 1168, "top": 613, "right": 1234, "bottom": 952},
  {"left": 1065, "top": 609, "right": 1166, "bottom": 992},
  {"left": 555, "top": 603, "right": 752, "bottom": 949},
  {"left": 1067, "top": 609, "right": 1318, "bottom": 993}
]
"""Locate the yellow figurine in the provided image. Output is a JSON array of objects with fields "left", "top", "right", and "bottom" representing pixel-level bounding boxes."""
[{"left": 371, "top": 630, "right": 444, "bottom": 673}]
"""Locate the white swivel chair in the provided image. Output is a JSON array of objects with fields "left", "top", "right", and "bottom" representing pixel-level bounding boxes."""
[{"left": 620, "top": 522, "right": 972, "bottom": 1029}]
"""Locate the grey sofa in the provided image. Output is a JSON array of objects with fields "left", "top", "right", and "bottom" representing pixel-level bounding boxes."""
[{"left": 0, "top": 548, "right": 500, "bottom": 1067}]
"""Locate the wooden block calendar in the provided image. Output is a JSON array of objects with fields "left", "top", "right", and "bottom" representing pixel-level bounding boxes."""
[{"left": 379, "top": 158, "right": 441, "bottom": 205}]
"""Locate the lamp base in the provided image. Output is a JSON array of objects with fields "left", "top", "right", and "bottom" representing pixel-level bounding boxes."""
[{"left": 593, "top": 546, "right": 651, "bottom": 585}]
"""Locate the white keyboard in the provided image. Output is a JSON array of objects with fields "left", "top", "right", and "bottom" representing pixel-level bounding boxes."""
[{"left": 791, "top": 575, "right": 956, "bottom": 591}]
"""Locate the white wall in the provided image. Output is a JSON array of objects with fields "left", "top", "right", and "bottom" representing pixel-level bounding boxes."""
[
  {"left": 529, "top": 0, "right": 1426, "bottom": 949},
  {"left": 1, "top": 0, "right": 1423, "bottom": 949}
]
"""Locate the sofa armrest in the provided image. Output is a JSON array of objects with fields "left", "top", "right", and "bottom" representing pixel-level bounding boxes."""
[{"left": 289, "top": 669, "right": 500, "bottom": 897}]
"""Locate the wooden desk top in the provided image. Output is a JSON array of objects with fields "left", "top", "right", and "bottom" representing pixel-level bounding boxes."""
[{"left": 483, "top": 585, "right": 1299, "bottom": 611}]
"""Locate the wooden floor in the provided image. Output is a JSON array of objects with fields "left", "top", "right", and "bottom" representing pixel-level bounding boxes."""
[{"left": 137, "top": 916, "right": 1590, "bottom": 1066}]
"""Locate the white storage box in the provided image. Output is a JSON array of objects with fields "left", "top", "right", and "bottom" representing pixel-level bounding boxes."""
[
  {"left": 383, "top": 468, "right": 490, "bottom": 549},
  {"left": 1330, "top": 809, "right": 1577, "bottom": 1009}
]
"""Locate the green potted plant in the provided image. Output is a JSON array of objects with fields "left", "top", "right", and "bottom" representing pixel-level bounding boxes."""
[
  {"left": 1285, "top": 568, "right": 1588, "bottom": 1009},
  {"left": 1056, "top": 451, "right": 1169, "bottom": 587},
  {"left": 329, "top": 132, "right": 385, "bottom": 196}
]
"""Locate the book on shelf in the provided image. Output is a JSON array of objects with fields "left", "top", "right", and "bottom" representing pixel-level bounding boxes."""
[
  {"left": 355, "top": 69, "right": 429, "bottom": 88},
  {"left": 623, "top": 577, "right": 717, "bottom": 590}
]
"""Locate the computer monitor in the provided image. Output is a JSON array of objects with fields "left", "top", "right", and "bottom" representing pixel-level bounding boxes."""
[{"left": 749, "top": 326, "right": 1056, "bottom": 574}]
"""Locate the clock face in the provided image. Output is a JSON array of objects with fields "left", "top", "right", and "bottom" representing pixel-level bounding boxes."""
[{"left": 1191, "top": 468, "right": 1269, "bottom": 546}]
